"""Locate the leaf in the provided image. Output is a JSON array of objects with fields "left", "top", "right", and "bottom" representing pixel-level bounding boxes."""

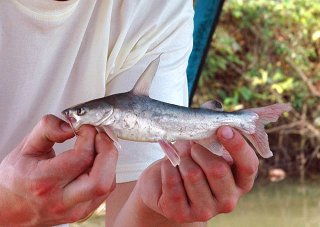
[
  {"left": 273, "top": 70, "right": 285, "bottom": 81},
  {"left": 312, "top": 31, "right": 320, "bottom": 41},
  {"left": 271, "top": 78, "right": 294, "bottom": 94},
  {"left": 239, "top": 87, "right": 253, "bottom": 101}
]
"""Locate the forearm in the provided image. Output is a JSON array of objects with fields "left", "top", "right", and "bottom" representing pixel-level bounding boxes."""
[{"left": 112, "top": 186, "right": 206, "bottom": 227}]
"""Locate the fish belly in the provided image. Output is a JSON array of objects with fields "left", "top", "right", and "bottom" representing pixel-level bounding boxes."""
[{"left": 108, "top": 112, "right": 217, "bottom": 142}]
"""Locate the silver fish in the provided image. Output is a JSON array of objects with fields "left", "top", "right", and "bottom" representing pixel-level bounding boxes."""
[{"left": 62, "top": 56, "right": 291, "bottom": 166}]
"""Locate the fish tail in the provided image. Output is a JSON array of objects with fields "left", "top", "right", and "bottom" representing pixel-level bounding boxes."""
[{"left": 243, "top": 103, "right": 291, "bottom": 158}]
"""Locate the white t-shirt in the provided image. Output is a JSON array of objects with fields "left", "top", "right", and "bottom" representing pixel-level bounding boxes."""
[{"left": 0, "top": 0, "right": 193, "bottom": 183}]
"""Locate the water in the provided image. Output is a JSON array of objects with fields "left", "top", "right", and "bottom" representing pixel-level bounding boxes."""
[
  {"left": 210, "top": 180, "right": 320, "bottom": 227},
  {"left": 72, "top": 180, "right": 320, "bottom": 227}
]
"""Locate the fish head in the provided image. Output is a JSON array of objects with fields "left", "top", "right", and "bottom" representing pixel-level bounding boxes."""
[{"left": 61, "top": 99, "right": 114, "bottom": 131}]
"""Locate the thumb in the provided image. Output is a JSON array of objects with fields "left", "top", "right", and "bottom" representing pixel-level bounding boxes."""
[
  {"left": 23, "top": 115, "right": 74, "bottom": 155},
  {"left": 216, "top": 126, "right": 247, "bottom": 154}
]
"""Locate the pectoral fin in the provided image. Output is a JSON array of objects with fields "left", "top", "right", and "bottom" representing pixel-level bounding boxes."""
[
  {"left": 158, "top": 140, "right": 181, "bottom": 167},
  {"left": 102, "top": 126, "right": 122, "bottom": 151}
]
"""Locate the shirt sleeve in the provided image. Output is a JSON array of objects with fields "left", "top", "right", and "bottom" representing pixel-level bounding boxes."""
[{"left": 105, "top": 0, "right": 194, "bottom": 183}]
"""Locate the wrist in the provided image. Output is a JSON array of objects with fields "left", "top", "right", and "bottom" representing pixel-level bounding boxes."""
[
  {"left": 113, "top": 185, "right": 168, "bottom": 227},
  {"left": 0, "top": 185, "right": 36, "bottom": 226}
]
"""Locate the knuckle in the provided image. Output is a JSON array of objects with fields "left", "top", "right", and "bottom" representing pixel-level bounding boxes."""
[
  {"left": 158, "top": 199, "right": 190, "bottom": 223},
  {"left": 241, "top": 182, "right": 254, "bottom": 194},
  {"left": 80, "top": 152, "right": 95, "bottom": 166},
  {"left": 91, "top": 182, "right": 112, "bottom": 196},
  {"left": 49, "top": 203, "right": 66, "bottom": 216},
  {"left": 75, "top": 141, "right": 95, "bottom": 164},
  {"left": 107, "top": 147, "right": 119, "bottom": 159},
  {"left": 196, "top": 208, "right": 215, "bottom": 222},
  {"left": 169, "top": 192, "right": 185, "bottom": 204},
  {"left": 219, "top": 198, "right": 237, "bottom": 213},
  {"left": 30, "top": 179, "right": 53, "bottom": 197},
  {"left": 163, "top": 174, "right": 182, "bottom": 188},
  {"left": 38, "top": 114, "right": 65, "bottom": 143},
  {"left": 183, "top": 167, "right": 203, "bottom": 183},
  {"left": 172, "top": 211, "right": 191, "bottom": 223},
  {"left": 232, "top": 140, "right": 246, "bottom": 152},
  {"left": 39, "top": 114, "right": 59, "bottom": 133},
  {"left": 164, "top": 178, "right": 180, "bottom": 188},
  {"left": 40, "top": 115, "right": 55, "bottom": 127},
  {"left": 206, "top": 160, "right": 229, "bottom": 179},
  {"left": 79, "top": 125, "right": 97, "bottom": 137},
  {"left": 242, "top": 161, "right": 259, "bottom": 177},
  {"left": 30, "top": 183, "right": 44, "bottom": 197},
  {"left": 240, "top": 155, "right": 259, "bottom": 178},
  {"left": 94, "top": 186, "right": 109, "bottom": 197}
]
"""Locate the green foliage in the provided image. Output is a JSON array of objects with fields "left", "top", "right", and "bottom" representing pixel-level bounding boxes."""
[
  {"left": 194, "top": 0, "right": 320, "bottom": 178},
  {"left": 195, "top": 0, "right": 319, "bottom": 111}
]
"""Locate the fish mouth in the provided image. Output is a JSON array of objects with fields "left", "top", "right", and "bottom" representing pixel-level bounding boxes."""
[{"left": 61, "top": 110, "right": 78, "bottom": 136}]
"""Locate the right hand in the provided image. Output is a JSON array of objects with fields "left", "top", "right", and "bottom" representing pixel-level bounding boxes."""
[
  {"left": 0, "top": 115, "right": 118, "bottom": 226},
  {"left": 132, "top": 127, "right": 259, "bottom": 225}
]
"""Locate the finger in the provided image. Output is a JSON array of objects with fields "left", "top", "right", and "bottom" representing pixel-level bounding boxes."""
[
  {"left": 24, "top": 115, "right": 74, "bottom": 155},
  {"left": 159, "top": 159, "right": 191, "bottom": 223},
  {"left": 63, "top": 132, "right": 118, "bottom": 207},
  {"left": 173, "top": 140, "right": 191, "bottom": 156},
  {"left": 138, "top": 160, "right": 163, "bottom": 213},
  {"left": 178, "top": 155, "right": 217, "bottom": 220},
  {"left": 217, "top": 126, "right": 259, "bottom": 193},
  {"left": 39, "top": 125, "right": 98, "bottom": 185},
  {"left": 89, "top": 133, "right": 118, "bottom": 188},
  {"left": 191, "top": 144, "right": 238, "bottom": 214}
]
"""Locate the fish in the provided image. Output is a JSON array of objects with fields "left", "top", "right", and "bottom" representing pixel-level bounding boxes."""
[{"left": 62, "top": 56, "right": 291, "bottom": 166}]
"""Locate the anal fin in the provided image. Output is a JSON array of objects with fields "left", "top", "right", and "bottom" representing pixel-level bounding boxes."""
[
  {"left": 158, "top": 140, "right": 181, "bottom": 167},
  {"left": 195, "top": 136, "right": 224, "bottom": 156},
  {"left": 195, "top": 137, "right": 233, "bottom": 164}
]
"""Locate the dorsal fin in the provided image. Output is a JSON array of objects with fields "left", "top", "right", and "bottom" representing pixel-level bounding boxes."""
[
  {"left": 131, "top": 55, "right": 161, "bottom": 96},
  {"left": 201, "top": 100, "right": 224, "bottom": 111}
]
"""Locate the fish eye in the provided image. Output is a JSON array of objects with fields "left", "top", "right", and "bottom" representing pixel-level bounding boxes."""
[{"left": 76, "top": 107, "right": 86, "bottom": 116}]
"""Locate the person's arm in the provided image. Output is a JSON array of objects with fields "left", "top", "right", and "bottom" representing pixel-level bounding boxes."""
[
  {"left": 110, "top": 126, "right": 259, "bottom": 227},
  {"left": 0, "top": 115, "right": 118, "bottom": 226}
]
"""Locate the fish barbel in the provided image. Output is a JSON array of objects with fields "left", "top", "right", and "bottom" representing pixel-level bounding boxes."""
[{"left": 62, "top": 56, "right": 291, "bottom": 166}]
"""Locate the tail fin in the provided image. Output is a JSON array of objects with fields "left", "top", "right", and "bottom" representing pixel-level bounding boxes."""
[{"left": 243, "top": 103, "right": 292, "bottom": 158}]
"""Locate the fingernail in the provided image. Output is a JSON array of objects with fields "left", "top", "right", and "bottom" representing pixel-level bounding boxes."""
[
  {"left": 221, "top": 127, "right": 234, "bottom": 140},
  {"left": 61, "top": 122, "right": 72, "bottom": 132}
]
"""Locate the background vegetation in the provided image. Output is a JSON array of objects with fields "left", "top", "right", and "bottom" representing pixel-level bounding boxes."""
[{"left": 193, "top": 0, "right": 320, "bottom": 181}]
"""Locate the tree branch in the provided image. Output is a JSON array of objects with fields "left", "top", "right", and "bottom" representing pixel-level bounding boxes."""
[{"left": 285, "top": 57, "right": 320, "bottom": 97}]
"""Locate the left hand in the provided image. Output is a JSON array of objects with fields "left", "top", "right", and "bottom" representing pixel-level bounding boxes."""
[
  {"left": 0, "top": 115, "right": 118, "bottom": 226},
  {"left": 135, "top": 126, "right": 259, "bottom": 224}
]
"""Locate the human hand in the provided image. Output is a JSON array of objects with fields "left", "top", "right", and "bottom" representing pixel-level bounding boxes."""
[
  {"left": 135, "top": 126, "right": 259, "bottom": 225},
  {"left": 0, "top": 115, "right": 118, "bottom": 226}
]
